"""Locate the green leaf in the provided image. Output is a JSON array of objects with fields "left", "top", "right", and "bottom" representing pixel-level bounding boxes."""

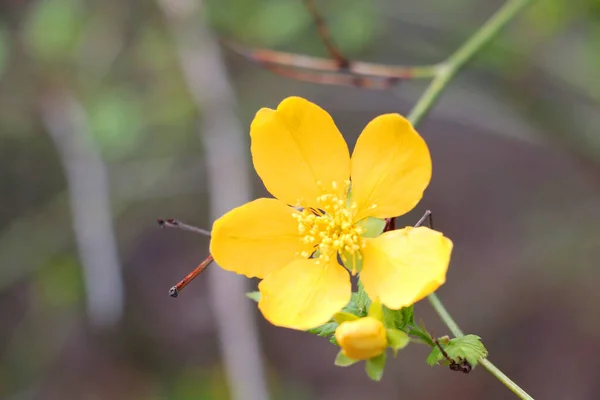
[
  {"left": 246, "top": 291, "right": 261, "bottom": 302},
  {"left": 334, "top": 351, "right": 358, "bottom": 367},
  {"left": 355, "top": 280, "right": 371, "bottom": 316},
  {"left": 386, "top": 329, "right": 410, "bottom": 356},
  {"left": 329, "top": 335, "right": 339, "bottom": 346},
  {"left": 307, "top": 322, "right": 338, "bottom": 337},
  {"left": 367, "top": 299, "right": 384, "bottom": 322},
  {"left": 426, "top": 335, "right": 488, "bottom": 368},
  {"left": 426, "top": 346, "right": 444, "bottom": 367},
  {"left": 342, "top": 292, "right": 359, "bottom": 315},
  {"left": 365, "top": 352, "right": 386, "bottom": 381},
  {"left": 333, "top": 311, "right": 359, "bottom": 324}
]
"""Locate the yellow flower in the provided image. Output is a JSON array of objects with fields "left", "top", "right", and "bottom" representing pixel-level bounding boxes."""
[
  {"left": 335, "top": 317, "right": 387, "bottom": 360},
  {"left": 210, "top": 96, "right": 453, "bottom": 330}
]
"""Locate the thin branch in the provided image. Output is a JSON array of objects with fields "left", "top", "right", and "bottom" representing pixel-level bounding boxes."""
[
  {"left": 302, "top": 0, "right": 349, "bottom": 68},
  {"left": 157, "top": 218, "right": 211, "bottom": 236},
  {"left": 168, "top": 254, "right": 214, "bottom": 298},
  {"left": 226, "top": 40, "right": 439, "bottom": 84},
  {"left": 408, "top": 0, "right": 534, "bottom": 125},
  {"left": 428, "top": 293, "right": 534, "bottom": 399},
  {"left": 262, "top": 64, "right": 398, "bottom": 89}
]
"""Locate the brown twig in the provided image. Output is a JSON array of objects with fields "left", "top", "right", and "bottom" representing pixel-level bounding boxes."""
[
  {"left": 168, "top": 254, "right": 214, "bottom": 297},
  {"left": 226, "top": 41, "right": 439, "bottom": 85},
  {"left": 157, "top": 218, "right": 211, "bottom": 236},
  {"left": 264, "top": 64, "right": 398, "bottom": 89},
  {"left": 302, "top": 0, "right": 349, "bottom": 68}
]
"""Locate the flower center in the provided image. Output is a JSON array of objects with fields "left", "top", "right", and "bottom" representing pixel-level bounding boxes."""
[{"left": 292, "top": 181, "right": 365, "bottom": 264}]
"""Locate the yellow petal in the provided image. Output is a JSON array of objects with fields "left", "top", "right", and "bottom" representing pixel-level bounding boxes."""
[
  {"left": 210, "top": 198, "right": 312, "bottom": 279},
  {"left": 335, "top": 317, "right": 388, "bottom": 360},
  {"left": 350, "top": 114, "right": 431, "bottom": 220},
  {"left": 250, "top": 97, "right": 350, "bottom": 207},
  {"left": 258, "top": 258, "right": 351, "bottom": 330},
  {"left": 360, "top": 227, "right": 453, "bottom": 309}
]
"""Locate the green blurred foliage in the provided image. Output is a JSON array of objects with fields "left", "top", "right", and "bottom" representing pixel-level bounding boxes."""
[
  {"left": 87, "top": 88, "right": 145, "bottom": 158},
  {"left": 24, "top": 0, "right": 86, "bottom": 62},
  {"left": 35, "top": 256, "right": 83, "bottom": 309}
]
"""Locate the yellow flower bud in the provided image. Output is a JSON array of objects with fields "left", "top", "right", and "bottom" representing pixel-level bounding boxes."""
[{"left": 335, "top": 317, "right": 387, "bottom": 360}]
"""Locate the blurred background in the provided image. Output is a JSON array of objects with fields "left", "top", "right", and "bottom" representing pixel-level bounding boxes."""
[{"left": 1, "top": 0, "right": 599, "bottom": 399}]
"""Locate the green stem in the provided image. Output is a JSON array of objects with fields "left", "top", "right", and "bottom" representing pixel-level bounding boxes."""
[
  {"left": 428, "top": 294, "right": 534, "bottom": 400},
  {"left": 427, "top": 293, "right": 464, "bottom": 337},
  {"left": 403, "top": 0, "right": 536, "bottom": 398},
  {"left": 408, "top": 0, "right": 534, "bottom": 125}
]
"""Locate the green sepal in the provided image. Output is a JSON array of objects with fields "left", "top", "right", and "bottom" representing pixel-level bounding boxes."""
[
  {"left": 365, "top": 352, "right": 386, "bottom": 381},
  {"left": 246, "top": 291, "right": 261, "bottom": 302},
  {"left": 333, "top": 311, "right": 360, "bottom": 324},
  {"left": 307, "top": 321, "right": 338, "bottom": 337},
  {"left": 367, "top": 299, "right": 384, "bottom": 322},
  {"left": 335, "top": 351, "right": 358, "bottom": 367},
  {"left": 382, "top": 306, "right": 403, "bottom": 329},
  {"left": 386, "top": 329, "right": 410, "bottom": 356},
  {"left": 356, "top": 217, "right": 387, "bottom": 239},
  {"left": 426, "top": 334, "right": 488, "bottom": 368},
  {"left": 401, "top": 305, "right": 415, "bottom": 327},
  {"left": 408, "top": 328, "right": 435, "bottom": 346}
]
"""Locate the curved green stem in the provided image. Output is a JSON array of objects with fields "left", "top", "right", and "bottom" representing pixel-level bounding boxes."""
[
  {"left": 403, "top": 0, "right": 536, "bottom": 398},
  {"left": 408, "top": 0, "right": 534, "bottom": 125},
  {"left": 428, "top": 294, "right": 534, "bottom": 400}
]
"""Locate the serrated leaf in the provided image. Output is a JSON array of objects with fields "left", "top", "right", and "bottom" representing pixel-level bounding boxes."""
[
  {"left": 333, "top": 311, "right": 359, "bottom": 324},
  {"left": 307, "top": 321, "right": 338, "bottom": 337},
  {"left": 368, "top": 299, "right": 384, "bottom": 322},
  {"left": 426, "top": 346, "right": 443, "bottom": 366},
  {"left": 365, "top": 352, "right": 386, "bottom": 381},
  {"left": 246, "top": 291, "right": 261, "bottom": 302},
  {"left": 445, "top": 335, "right": 488, "bottom": 367},
  {"left": 386, "top": 329, "right": 410, "bottom": 356},
  {"left": 426, "top": 335, "right": 488, "bottom": 368},
  {"left": 334, "top": 351, "right": 358, "bottom": 367}
]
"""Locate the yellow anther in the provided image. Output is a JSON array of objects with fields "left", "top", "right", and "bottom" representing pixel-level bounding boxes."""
[{"left": 295, "top": 186, "right": 364, "bottom": 263}]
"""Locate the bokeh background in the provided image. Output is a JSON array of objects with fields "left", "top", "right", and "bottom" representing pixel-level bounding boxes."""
[{"left": 1, "top": 0, "right": 599, "bottom": 399}]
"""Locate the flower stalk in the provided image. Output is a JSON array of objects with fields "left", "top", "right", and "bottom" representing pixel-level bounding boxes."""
[
  {"left": 404, "top": 0, "right": 536, "bottom": 398},
  {"left": 408, "top": 0, "right": 534, "bottom": 125},
  {"left": 428, "top": 293, "right": 534, "bottom": 400}
]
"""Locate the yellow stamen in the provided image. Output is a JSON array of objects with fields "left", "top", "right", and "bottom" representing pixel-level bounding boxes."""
[{"left": 293, "top": 181, "right": 364, "bottom": 262}]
